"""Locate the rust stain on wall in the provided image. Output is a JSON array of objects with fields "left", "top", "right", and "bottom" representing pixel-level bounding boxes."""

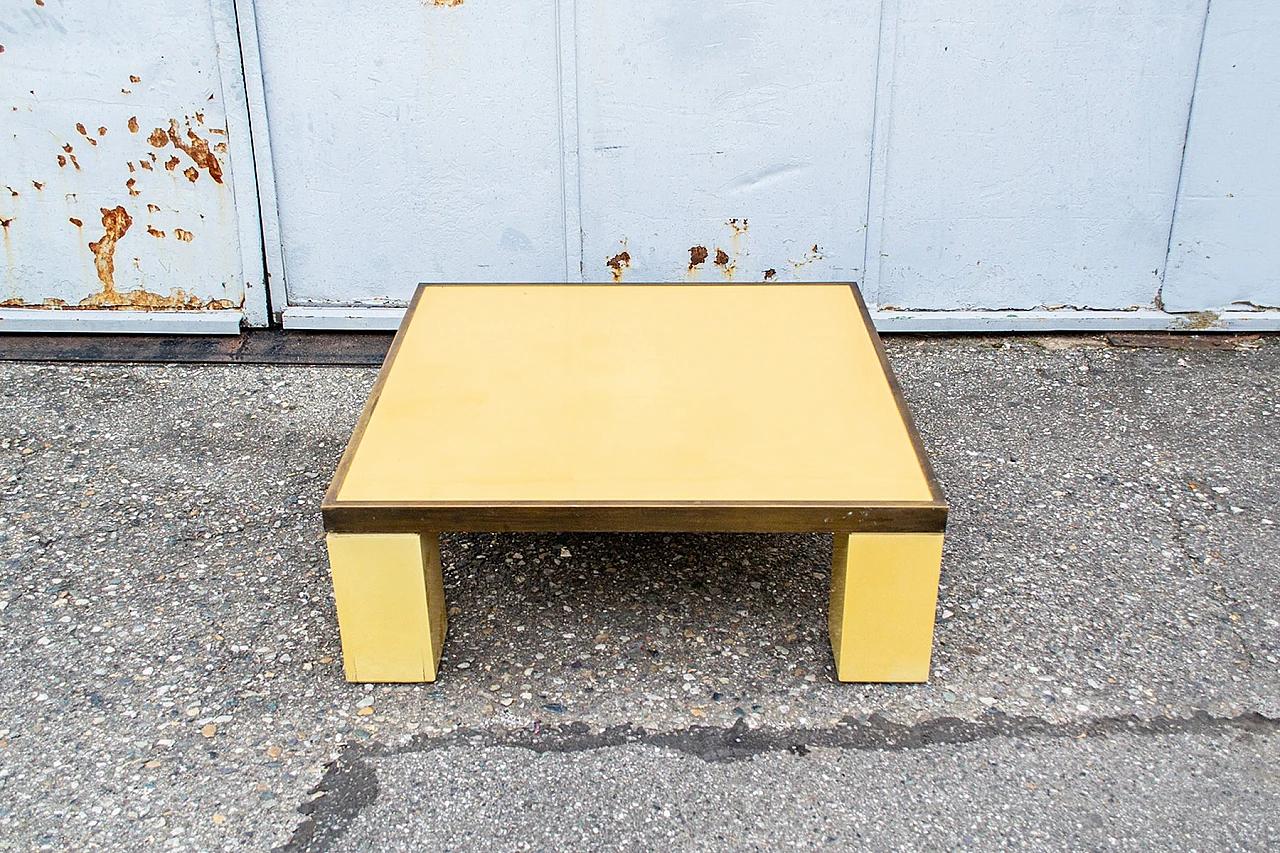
[
  {"left": 713, "top": 247, "right": 737, "bottom": 281},
  {"left": 32, "top": 181, "right": 44, "bottom": 191},
  {"left": 426, "top": 0, "right": 465, "bottom": 6},
  {"left": 57, "top": 154, "right": 67, "bottom": 168},
  {"left": 148, "top": 128, "right": 169, "bottom": 148},
  {"left": 0, "top": 217, "right": 12, "bottom": 229},
  {"left": 184, "top": 166, "right": 199, "bottom": 183},
  {"left": 86, "top": 206, "right": 133, "bottom": 295},
  {"left": 138, "top": 160, "right": 152, "bottom": 171},
  {"left": 165, "top": 119, "right": 224, "bottom": 183},
  {"left": 146, "top": 204, "right": 160, "bottom": 214},
  {"left": 727, "top": 218, "right": 748, "bottom": 237},
  {"left": 164, "top": 156, "right": 180, "bottom": 172},
  {"left": 174, "top": 229, "right": 193, "bottom": 243},
  {"left": 128, "top": 116, "right": 139, "bottom": 133},
  {"left": 789, "top": 244, "right": 825, "bottom": 273},
  {"left": 130, "top": 75, "right": 141, "bottom": 83},
  {"left": 75, "top": 123, "right": 98, "bottom": 146},
  {"left": 147, "top": 225, "right": 165, "bottom": 239},
  {"left": 606, "top": 250, "right": 631, "bottom": 282},
  {"left": 127, "top": 162, "right": 135, "bottom": 173},
  {"left": 126, "top": 178, "right": 140, "bottom": 197},
  {"left": 69, "top": 206, "right": 230, "bottom": 311},
  {"left": 69, "top": 217, "right": 83, "bottom": 228},
  {"left": 688, "top": 246, "right": 708, "bottom": 269},
  {"left": 763, "top": 268, "right": 777, "bottom": 281}
]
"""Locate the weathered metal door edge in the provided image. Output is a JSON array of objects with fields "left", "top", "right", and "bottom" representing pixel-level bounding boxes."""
[
  {"left": 211, "top": 0, "right": 273, "bottom": 328},
  {"left": 0, "top": 309, "right": 243, "bottom": 335},
  {"left": 279, "top": 304, "right": 1280, "bottom": 334},
  {"left": 227, "top": 0, "right": 288, "bottom": 326}
]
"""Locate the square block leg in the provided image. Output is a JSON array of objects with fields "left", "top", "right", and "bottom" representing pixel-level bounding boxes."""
[
  {"left": 326, "top": 532, "right": 448, "bottom": 682},
  {"left": 829, "top": 532, "right": 944, "bottom": 683}
]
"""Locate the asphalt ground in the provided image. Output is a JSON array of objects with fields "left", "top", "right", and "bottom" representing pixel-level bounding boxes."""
[{"left": 0, "top": 334, "right": 1276, "bottom": 851}]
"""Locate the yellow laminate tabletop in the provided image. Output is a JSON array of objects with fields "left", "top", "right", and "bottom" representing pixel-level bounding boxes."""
[{"left": 327, "top": 284, "right": 940, "bottom": 522}]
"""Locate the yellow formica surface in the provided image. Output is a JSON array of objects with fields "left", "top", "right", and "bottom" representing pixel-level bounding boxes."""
[
  {"left": 323, "top": 283, "right": 947, "bottom": 685},
  {"left": 336, "top": 284, "right": 933, "bottom": 505}
]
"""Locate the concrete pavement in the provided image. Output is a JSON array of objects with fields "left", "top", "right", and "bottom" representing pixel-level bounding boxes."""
[{"left": 0, "top": 334, "right": 1276, "bottom": 851}]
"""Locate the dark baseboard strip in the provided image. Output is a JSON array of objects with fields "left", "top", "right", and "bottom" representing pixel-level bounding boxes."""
[{"left": 0, "top": 330, "right": 395, "bottom": 366}]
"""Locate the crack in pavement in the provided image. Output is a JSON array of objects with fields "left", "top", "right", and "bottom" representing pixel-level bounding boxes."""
[{"left": 274, "top": 709, "right": 1279, "bottom": 853}]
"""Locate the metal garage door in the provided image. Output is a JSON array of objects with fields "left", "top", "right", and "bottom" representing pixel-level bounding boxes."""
[{"left": 0, "top": 0, "right": 266, "bottom": 333}]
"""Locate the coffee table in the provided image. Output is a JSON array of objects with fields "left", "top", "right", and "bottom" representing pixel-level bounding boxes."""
[{"left": 322, "top": 283, "right": 947, "bottom": 683}]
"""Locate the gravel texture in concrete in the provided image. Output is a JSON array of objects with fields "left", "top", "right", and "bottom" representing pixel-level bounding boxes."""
[{"left": 0, "top": 335, "right": 1275, "bottom": 851}]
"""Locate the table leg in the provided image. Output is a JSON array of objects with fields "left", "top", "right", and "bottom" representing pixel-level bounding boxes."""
[
  {"left": 828, "top": 532, "right": 944, "bottom": 682},
  {"left": 326, "top": 532, "right": 448, "bottom": 682}
]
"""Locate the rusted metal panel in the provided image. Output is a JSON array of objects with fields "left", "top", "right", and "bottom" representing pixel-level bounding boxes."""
[{"left": 0, "top": 0, "right": 257, "bottom": 326}]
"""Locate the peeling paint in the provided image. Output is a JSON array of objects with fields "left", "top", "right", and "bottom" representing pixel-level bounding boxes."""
[
  {"left": 174, "top": 228, "right": 193, "bottom": 242},
  {"left": 148, "top": 128, "right": 169, "bottom": 148},
  {"left": 146, "top": 204, "right": 161, "bottom": 214},
  {"left": 126, "top": 178, "right": 140, "bottom": 197},
  {"left": 426, "top": 0, "right": 464, "bottom": 6},
  {"left": 31, "top": 181, "right": 43, "bottom": 191},
  {"left": 75, "top": 123, "right": 98, "bottom": 145},
  {"left": 688, "top": 245, "right": 708, "bottom": 269},
  {"left": 138, "top": 160, "right": 152, "bottom": 171},
  {"left": 147, "top": 225, "right": 165, "bottom": 238},
  {"left": 62, "top": 205, "right": 230, "bottom": 310},
  {"left": 130, "top": 75, "right": 141, "bottom": 83},
  {"left": 69, "top": 217, "right": 83, "bottom": 228},
  {"left": 763, "top": 268, "right": 777, "bottom": 281},
  {"left": 184, "top": 166, "right": 199, "bottom": 183},
  {"left": 789, "top": 244, "right": 824, "bottom": 273},
  {"left": 164, "top": 118, "right": 224, "bottom": 183},
  {"left": 128, "top": 116, "right": 139, "bottom": 133},
  {"left": 86, "top": 206, "right": 133, "bottom": 294},
  {"left": 606, "top": 249, "right": 630, "bottom": 282},
  {"left": 164, "top": 156, "right": 180, "bottom": 172},
  {"left": 1176, "top": 311, "right": 1222, "bottom": 330}
]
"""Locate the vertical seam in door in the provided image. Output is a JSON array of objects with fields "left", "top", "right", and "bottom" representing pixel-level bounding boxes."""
[
  {"left": 555, "top": 0, "right": 584, "bottom": 282},
  {"left": 1157, "top": 0, "right": 1213, "bottom": 312},
  {"left": 861, "top": 0, "right": 898, "bottom": 308}
]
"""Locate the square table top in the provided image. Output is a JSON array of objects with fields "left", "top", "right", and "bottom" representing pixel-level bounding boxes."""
[{"left": 323, "top": 283, "right": 945, "bottom": 533}]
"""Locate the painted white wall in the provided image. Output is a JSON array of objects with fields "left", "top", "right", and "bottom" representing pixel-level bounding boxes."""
[
  {"left": 251, "top": 0, "right": 568, "bottom": 308},
  {"left": 864, "top": 0, "right": 1209, "bottom": 312},
  {"left": 574, "top": 0, "right": 881, "bottom": 285},
  {"left": 3, "top": 1, "right": 1278, "bottom": 330},
  {"left": 1161, "top": 0, "right": 1280, "bottom": 313},
  {"left": 0, "top": 0, "right": 262, "bottom": 326}
]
